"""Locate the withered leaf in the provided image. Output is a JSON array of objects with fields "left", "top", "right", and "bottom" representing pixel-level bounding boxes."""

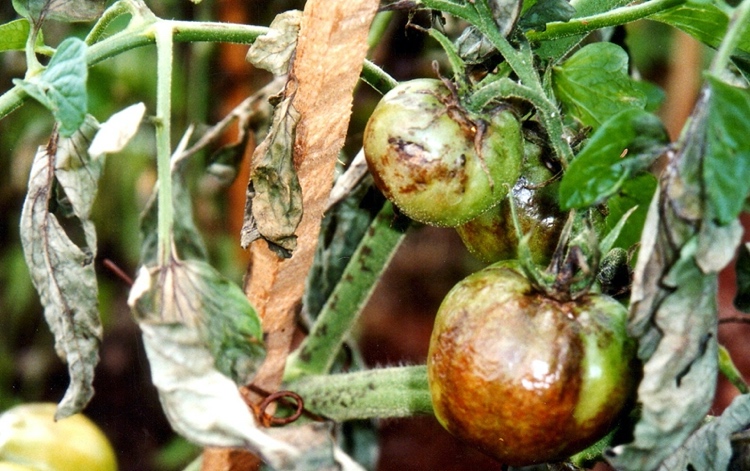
[
  {"left": 241, "top": 91, "right": 303, "bottom": 258},
  {"left": 246, "top": 10, "right": 302, "bottom": 76},
  {"left": 20, "top": 117, "right": 102, "bottom": 420}
]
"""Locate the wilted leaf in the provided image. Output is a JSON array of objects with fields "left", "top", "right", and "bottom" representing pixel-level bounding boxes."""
[
  {"left": 657, "top": 395, "right": 750, "bottom": 471},
  {"left": 88, "top": 103, "right": 146, "bottom": 159},
  {"left": 703, "top": 75, "right": 750, "bottom": 225},
  {"left": 486, "top": 0, "right": 522, "bottom": 38},
  {"left": 136, "top": 321, "right": 297, "bottom": 468},
  {"left": 247, "top": 10, "right": 302, "bottom": 76},
  {"left": 0, "top": 19, "right": 43, "bottom": 52},
  {"left": 456, "top": 26, "right": 498, "bottom": 65},
  {"left": 129, "top": 259, "right": 265, "bottom": 384},
  {"left": 241, "top": 92, "right": 303, "bottom": 257},
  {"left": 552, "top": 42, "right": 648, "bottom": 129},
  {"left": 13, "top": 0, "right": 104, "bottom": 24},
  {"left": 14, "top": 37, "right": 87, "bottom": 137},
  {"left": 518, "top": 0, "right": 576, "bottom": 32},
  {"left": 559, "top": 109, "right": 667, "bottom": 209},
  {"left": 20, "top": 118, "right": 102, "bottom": 419}
]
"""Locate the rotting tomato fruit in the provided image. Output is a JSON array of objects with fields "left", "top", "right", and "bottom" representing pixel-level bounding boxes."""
[
  {"left": 427, "top": 262, "right": 636, "bottom": 466},
  {"left": 0, "top": 403, "right": 118, "bottom": 471},
  {"left": 456, "top": 139, "right": 566, "bottom": 265},
  {"left": 363, "top": 78, "right": 523, "bottom": 227}
]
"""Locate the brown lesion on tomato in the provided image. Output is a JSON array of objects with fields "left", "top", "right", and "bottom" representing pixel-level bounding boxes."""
[{"left": 384, "top": 136, "right": 469, "bottom": 196}]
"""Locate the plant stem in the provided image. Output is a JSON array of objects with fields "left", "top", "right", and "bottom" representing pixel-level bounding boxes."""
[
  {"left": 286, "top": 365, "right": 433, "bottom": 421},
  {"left": 709, "top": 0, "right": 750, "bottom": 75},
  {"left": 527, "top": 0, "right": 687, "bottom": 43},
  {"left": 360, "top": 59, "right": 398, "bottom": 95},
  {"left": 155, "top": 22, "right": 174, "bottom": 265},
  {"left": 284, "top": 202, "right": 408, "bottom": 381}
]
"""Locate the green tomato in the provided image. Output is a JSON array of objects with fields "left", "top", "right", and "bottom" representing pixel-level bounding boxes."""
[
  {"left": 427, "top": 263, "right": 637, "bottom": 466},
  {"left": 363, "top": 78, "right": 523, "bottom": 227},
  {"left": 456, "top": 139, "right": 566, "bottom": 265},
  {"left": 0, "top": 403, "right": 118, "bottom": 471}
]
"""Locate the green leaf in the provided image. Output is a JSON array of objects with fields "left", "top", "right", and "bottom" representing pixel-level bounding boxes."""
[
  {"left": 14, "top": 37, "right": 87, "bottom": 137},
  {"left": 559, "top": 109, "right": 667, "bottom": 209},
  {"left": 20, "top": 118, "right": 103, "bottom": 420},
  {"left": 734, "top": 243, "right": 750, "bottom": 313},
  {"left": 552, "top": 42, "right": 648, "bottom": 130},
  {"left": 605, "top": 173, "right": 658, "bottom": 250},
  {"left": 13, "top": 0, "right": 104, "bottom": 24},
  {"left": 704, "top": 75, "right": 750, "bottom": 225},
  {"left": 0, "top": 19, "right": 43, "bottom": 52},
  {"left": 518, "top": 0, "right": 576, "bottom": 32},
  {"left": 651, "top": 1, "right": 750, "bottom": 60},
  {"left": 655, "top": 395, "right": 750, "bottom": 471}
]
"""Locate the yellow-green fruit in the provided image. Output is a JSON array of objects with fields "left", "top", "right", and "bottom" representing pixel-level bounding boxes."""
[
  {"left": 364, "top": 78, "right": 523, "bottom": 227},
  {"left": 0, "top": 403, "right": 117, "bottom": 471}
]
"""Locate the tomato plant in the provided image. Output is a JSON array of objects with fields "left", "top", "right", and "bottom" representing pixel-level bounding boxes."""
[{"left": 2, "top": 0, "right": 750, "bottom": 471}]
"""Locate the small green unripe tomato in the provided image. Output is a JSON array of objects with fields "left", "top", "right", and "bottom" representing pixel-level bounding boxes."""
[
  {"left": 0, "top": 403, "right": 118, "bottom": 471},
  {"left": 363, "top": 78, "right": 523, "bottom": 227},
  {"left": 427, "top": 263, "right": 637, "bottom": 466},
  {"left": 456, "top": 140, "right": 566, "bottom": 265}
]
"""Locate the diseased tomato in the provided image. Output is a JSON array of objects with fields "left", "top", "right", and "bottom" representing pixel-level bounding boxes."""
[
  {"left": 0, "top": 403, "right": 118, "bottom": 471},
  {"left": 427, "top": 262, "right": 636, "bottom": 466},
  {"left": 363, "top": 78, "right": 523, "bottom": 227},
  {"left": 456, "top": 139, "right": 566, "bottom": 265}
]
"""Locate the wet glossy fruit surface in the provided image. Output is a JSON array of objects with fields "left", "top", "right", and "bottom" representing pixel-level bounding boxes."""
[
  {"left": 363, "top": 78, "right": 523, "bottom": 227},
  {"left": 427, "top": 263, "right": 636, "bottom": 466},
  {"left": 456, "top": 141, "right": 565, "bottom": 264},
  {"left": 0, "top": 403, "right": 118, "bottom": 471}
]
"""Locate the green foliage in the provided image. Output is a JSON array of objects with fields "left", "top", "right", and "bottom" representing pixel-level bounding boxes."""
[
  {"left": 0, "top": 19, "right": 42, "bottom": 52},
  {"left": 14, "top": 38, "right": 88, "bottom": 137},
  {"left": 552, "top": 43, "right": 649, "bottom": 130},
  {"left": 559, "top": 109, "right": 667, "bottom": 210}
]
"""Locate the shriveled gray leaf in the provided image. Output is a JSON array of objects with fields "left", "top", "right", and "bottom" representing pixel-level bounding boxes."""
[
  {"left": 487, "top": 0, "right": 522, "bottom": 38},
  {"left": 608, "top": 87, "right": 727, "bottom": 471},
  {"left": 14, "top": 37, "right": 87, "bottom": 137},
  {"left": 260, "top": 423, "right": 367, "bottom": 471},
  {"left": 13, "top": 0, "right": 104, "bottom": 23},
  {"left": 456, "top": 26, "right": 498, "bottom": 65},
  {"left": 241, "top": 92, "right": 303, "bottom": 257},
  {"left": 137, "top": 322, "right": 297, "bottom": 469},
  {"left": 129, "top": 259, "right": 265, "bottom": 384},
  {"left": 657, "top": 395, "right": 750, "bottom": 471},
  {"left": 696, "top": 218, "right": 743, "bottom": 273},
  {"left": 246, "top": 10, "right": 302, "bottom": 76},
  {"left": 20, "top": 117, "right": 102, "bottom": 420},
  {"left": 88, "top": 103, "right": 146, "bottom": 159}
]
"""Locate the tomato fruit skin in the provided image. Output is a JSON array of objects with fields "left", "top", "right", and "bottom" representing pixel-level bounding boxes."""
[
  {"left": 363, "top": 78, "right": 523, "bottom": 227},
  {"left": 0, "top": 403, "right": 118, "bottom": 471},
  {"left": 456, "top": 140, "right": 565, "bottom": 265},
  {"left": 427, "top": 263, "right": 636, "bottom": 466}
]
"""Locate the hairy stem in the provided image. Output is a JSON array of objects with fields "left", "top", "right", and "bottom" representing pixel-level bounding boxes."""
[
  {"left": 286, "top": 365, "right": 433, "bottom": 421},
  {"left": 709, "top": 0, "right": 750, "bottom": 75},
  {"left": 284, "top": 202, "right": 408, "bottom": 381},
  {"left": 155, "top": 22, "right": 174, "bottom": 265},
  {"left": 527, "top": 0, "right": 687, "bottom": 43}
]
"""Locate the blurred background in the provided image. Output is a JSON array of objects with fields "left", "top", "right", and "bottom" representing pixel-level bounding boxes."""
[{"left": 0, "top": 1, "right": 745, "bottom": 470}]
